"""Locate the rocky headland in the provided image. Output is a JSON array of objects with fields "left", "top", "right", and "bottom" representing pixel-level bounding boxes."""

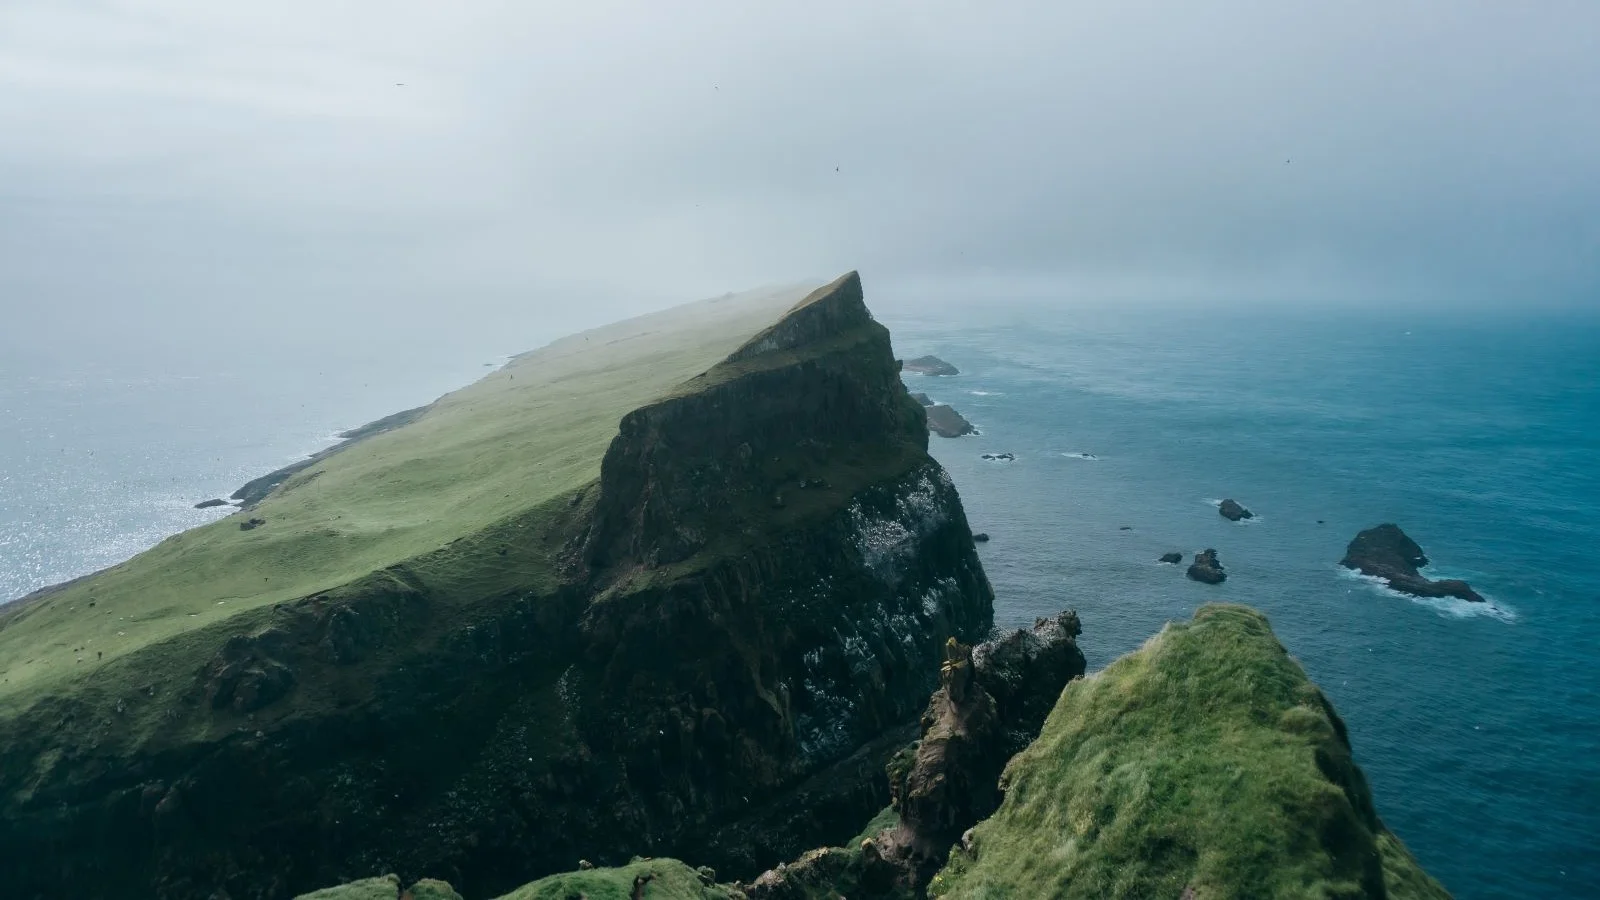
[
  {"left": 0, "top": 274, "right": 994, "bottom": 899},
  {"left": 1341, "top": 524, "right": 1485, "bottom": 602}
]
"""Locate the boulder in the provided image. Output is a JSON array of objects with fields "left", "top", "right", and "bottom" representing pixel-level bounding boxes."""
[
  {"left": 902, "top": 355, "right": 959, "bottom": 377},
  {"left": 1218, "top": 499, "right": 1253, "bottom": 521},
  {"left": 1159, "top": 552, "right": 1183, "bottom": 565},
  {"left": 1187, "top": 549, "right": 1226, "bottom": 584},
  {"left": 971, "top": 533, "right": 990, "bottom": 543},
  {"left": 1341, "top": 524, "right": 1484, "bottom": 602}
]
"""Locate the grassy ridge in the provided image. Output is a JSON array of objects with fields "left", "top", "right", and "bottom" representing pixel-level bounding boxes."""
[
  {"left": 0, "top": 284, "right": 815, "bottom": 713},
  {"left": 930, "top": 604, "right": 1450, "bottom": 900}
]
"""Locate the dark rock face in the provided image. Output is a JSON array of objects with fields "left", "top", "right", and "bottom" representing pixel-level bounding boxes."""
[
  {"left": 202, "top": 630, "right": 297, "bottom": 713},
  {"left": 901, "top": 356, "right": 959, "bottom": 377},
  {"left": 923, "top": 404, "right": 975, "bottom": 438},
  {"left": 194, "top": 498, "right": 229, "bottom": 509},
  {"left": 1159, "top": 552, "right": 1183, "bottom": 565},
  {"left": 0, "top": 273, "right": 995, "bottom": 900},
  {"left": 971, "top": 611, "right": 1085, "bottom": 758},
  {"left": 1218, "top": 499, "right": 1253, "bottom": 521},
  {"left": 1341, "top": 524, "right": 1484, "bottom": 603},
  {"left": 1187, "top": 549, "right": 1226, "bottom": 584},
  {"left": 745, "top": 611, "right": 1084, "bottom": 900}
]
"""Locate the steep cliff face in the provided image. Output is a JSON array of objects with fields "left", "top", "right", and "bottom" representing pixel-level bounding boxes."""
[{"left": 0, "top": 273, "right": 993, "bottom": 899}]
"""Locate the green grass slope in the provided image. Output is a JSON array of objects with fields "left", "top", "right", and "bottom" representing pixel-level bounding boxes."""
[
  {"left": 0, "top": 283, "right": 815, "bottom": 713},
  {"left": 930, "top": 605, "right": 1450, "bottom": 900}
]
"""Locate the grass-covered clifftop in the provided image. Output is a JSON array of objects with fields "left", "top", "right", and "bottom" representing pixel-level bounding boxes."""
[
  {"left": 0, "top": 273, "right": 995, "bottom": 898},
  {"left": 0, "top": 282, "right": 813, "bottom": 711},
  {"left": 929, "top": 605, "right": 1449, "bottom": 900}
]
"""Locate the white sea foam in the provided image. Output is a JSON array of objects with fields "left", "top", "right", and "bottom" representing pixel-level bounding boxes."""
[
  {"left": 1336, "top": 566, "right": 1516, "bottom": 622},
  {"left": 1062, "top": 451, "right": 1099, "bottom": 460},
  {"left": 967, "top": 390, "right": 1003, "bottom": 396}
]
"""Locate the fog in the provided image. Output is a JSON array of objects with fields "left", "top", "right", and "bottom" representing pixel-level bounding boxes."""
[{"left": 2, "top": 1, "right": 1596, "bottom": 362}]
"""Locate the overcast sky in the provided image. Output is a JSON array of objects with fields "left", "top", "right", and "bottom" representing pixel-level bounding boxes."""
[{"left": 2, "top": 1, "right": 1596, "bottom": 360}]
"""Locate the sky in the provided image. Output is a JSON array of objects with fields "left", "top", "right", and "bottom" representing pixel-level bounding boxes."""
[{"left": 2, "top": 1, "right": 1597, "bottom": 360}]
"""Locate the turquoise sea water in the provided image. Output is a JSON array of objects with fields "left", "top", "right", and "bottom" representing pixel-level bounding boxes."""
[
  {"left": 2, "top": 303, "right": 1596, "bottom": 898},
  {"left": 893, "top": 303, "right": 1600, "bottom": 899}
]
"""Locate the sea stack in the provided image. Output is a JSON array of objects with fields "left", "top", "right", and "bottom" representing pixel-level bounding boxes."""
[
  {"left": 1218, "top": 499, "right": 1253, "bottom": 521},
  {"left": 925, "top": 404, "right": 976, "bottom": 437},
  {"left": 1341, "top": 524, "right": 1484, "bottom": 602},
  {"left": 902, "top": 355, "right": 960, "bottom": 376},
  {"left": 1187, "top": 549, "right": 1226, "bottom": 584}
]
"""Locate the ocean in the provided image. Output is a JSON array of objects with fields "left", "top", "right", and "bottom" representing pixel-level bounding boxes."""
[{"left": 2, "top": 302, "right": 1596, "bottom": 898}]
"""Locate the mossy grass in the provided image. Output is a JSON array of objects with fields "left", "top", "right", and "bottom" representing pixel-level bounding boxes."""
[{"left": 929, "top": 604, "right": 1450, "bottom": 900}]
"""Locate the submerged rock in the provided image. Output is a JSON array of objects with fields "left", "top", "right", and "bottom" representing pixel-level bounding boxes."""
[
  {"left": 194, "top": 498, "right": 229, "bottom": 509},
  {"left": 1219, "top": 499, "right": 1254, "bottom": 521},
  {"left": 901, "top": 355, "right": 959, "bottom": 377},
  {"left": 1187, "top": 549, "right": 1226, "bottom": 584},
  {"left": 979, "top": 453, "right": 1014, "bottom": 462},
  {"left": 1159, "top": 552, "right": 1183, "bottom": 565},
  {"left": 1341, "top": 524, "right": 1485, "bottom": 602},
  {"left": 972, "top": 533, "right": 990, "bottom": 543},
  {"left": 924, "top": 404, "right": 975, "bottom": 438}
]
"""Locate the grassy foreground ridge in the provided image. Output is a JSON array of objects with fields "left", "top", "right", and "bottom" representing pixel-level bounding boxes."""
[{"left": 929, "top": 604, "right": 1449, "bottom": 900}]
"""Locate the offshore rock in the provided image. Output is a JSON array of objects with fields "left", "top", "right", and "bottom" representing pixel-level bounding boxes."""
[
  {"left": 1159, "top": 552, "right": 1183, "bottom": 564},
  {"left": 1341, "top": 524, "right": 1484, "bottom": 602},
  {"left": 1219, "top": 499, "right": 1254, "bottom": 521},
  {"left": 924, "top": 404, "right": 975, "bottom": 438},
  {"left": 1187, "top": 548, "right": 1226, "bottom": 584},
  {"left": 901, "top": 356, "right": 959, "bottom": 377}
]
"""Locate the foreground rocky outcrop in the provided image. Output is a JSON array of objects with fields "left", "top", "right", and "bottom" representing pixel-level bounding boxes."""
[
  {"left": 1187, "top": 548, "right": 1226, "bottom": 583},
  {"left": 0, "top": 273, "right": 994, "bottom": 899},
  {"left": 741, "top": 612, "right": 1085, "bottom": 899},
  {"left": 901, "top": 356, "right": 959, "bottom": 377},
  {"left": 924, "top": 404, "right": 975, "bottom": 438},
  {"left": 1341, "top": 524, "right": 1484, "bottom": 602},
  {"left": 929, "top": 605, "right": 1450, "bottom": 899},
  {"left": 1218, "top": 498, "right": 1253, "bottom": 521}
]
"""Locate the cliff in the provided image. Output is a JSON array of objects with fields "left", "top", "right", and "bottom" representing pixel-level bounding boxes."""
[
  {"left": 928, "top": 605, "right": 1449, "bottom": 900},
  {"left": 0, "top": 273, "right": 994, "bottom": 898}
]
